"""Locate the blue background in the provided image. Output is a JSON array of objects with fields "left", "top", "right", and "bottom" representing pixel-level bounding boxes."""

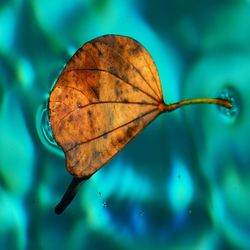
[{"left": 0, "top": 0, "right": 250, "bottom": 249}]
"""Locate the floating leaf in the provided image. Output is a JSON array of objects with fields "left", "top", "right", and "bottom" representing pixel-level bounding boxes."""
[{"left": 48, "top": 35, "right": 232, "bottom": 214}]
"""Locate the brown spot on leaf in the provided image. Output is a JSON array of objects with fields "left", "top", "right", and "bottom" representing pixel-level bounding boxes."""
[
  {"left": 68, "top": 114, "right": 73, "bottom": 123},
  {"left": 121, "top": 75, "right": 128, "bottom": 82},
  {"left": 114, "top": 80, "right": 123, "bottom": 97},
  {"left": 92, "top": 150, "right": 101, "bottom": 159},
  {"left": 87, "top": 110, "right": 93, "bottom": 118},
  {"left": 126, "top": 124, "right": 137, "bottom": 138},
  {"left": 90, "top": 83, "right": 100, "bottom": 99},
  {"left": 128, "top": 44, "right": 142, "bottom": 55},
  {"left": 121, "top": 98, "right": 129, "bottom": 103}
]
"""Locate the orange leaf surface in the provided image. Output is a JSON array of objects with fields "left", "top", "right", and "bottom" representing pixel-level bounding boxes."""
[
  {"left": 48, "top": 35, "right": 232, "bottom": 214},
  {"left": 49, "top": 35, "right": 165, "bottom": 178}
]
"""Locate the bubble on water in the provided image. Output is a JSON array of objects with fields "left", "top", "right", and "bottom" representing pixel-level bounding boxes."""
[
  {"left": 36, "top": 100, "right": 63, "bottom": 157},
  {"left": 218, "top": 87, "right": 240, "bottom": 121}
]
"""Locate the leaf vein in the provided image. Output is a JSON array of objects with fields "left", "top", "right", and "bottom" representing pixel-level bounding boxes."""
[{"left": 65, "top": 107, "right": 159, "bottom": 152}]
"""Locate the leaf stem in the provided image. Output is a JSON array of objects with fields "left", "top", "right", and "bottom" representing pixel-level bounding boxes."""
[
  {"left": 55, "top": 177, "right": 84, "bottom": 215},
  {"left": 162, "top": 98, "right": 232, "bottom": 112}
]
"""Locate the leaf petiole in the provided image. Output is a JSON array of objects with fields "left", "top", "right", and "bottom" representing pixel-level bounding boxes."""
[
  {"left": 160, "top": 98, "right": 232, "bottom": 113},
  {"left": 55, "top": 177, "right": 84, "bottom": 214}
]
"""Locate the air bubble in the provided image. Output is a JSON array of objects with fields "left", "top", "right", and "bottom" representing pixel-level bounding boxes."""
[
  {"left": 218, "top": 87, "right": 240, "bottom": 121},
  {"left": 36, "top": 100, "right": 63, "bottom": 157}
]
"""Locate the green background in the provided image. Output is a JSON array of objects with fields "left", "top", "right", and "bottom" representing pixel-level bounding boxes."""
[{"left": 0, "top": 0, "right": 249, "bottom": 249}]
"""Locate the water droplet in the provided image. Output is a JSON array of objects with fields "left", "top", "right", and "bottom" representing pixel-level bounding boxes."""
[
  {"left": 218, "top": 87, "right": 240, "bottom": 121},
  {"left": 36, "top": 100, "right": 63, "bottom": 157}
]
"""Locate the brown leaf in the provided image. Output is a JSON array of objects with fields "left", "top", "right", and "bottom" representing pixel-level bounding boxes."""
[
  {"left": 48, "top": 35, "right": 232, "bottom": 214},
  {"left": 49, "top": 35, "right": 164, "bottom": 179}
]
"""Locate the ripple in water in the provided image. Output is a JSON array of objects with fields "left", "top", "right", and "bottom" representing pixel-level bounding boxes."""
[
  {"left": 218, "top": 87, "right": 241, "bottom": 122},
  {"left": 36, "top": 100, "right": 63, "bottom": 157}
]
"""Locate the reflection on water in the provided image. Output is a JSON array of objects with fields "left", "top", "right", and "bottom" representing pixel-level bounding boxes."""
[{"left": 0, "top": 1, "right": 250, "bottom": 250}]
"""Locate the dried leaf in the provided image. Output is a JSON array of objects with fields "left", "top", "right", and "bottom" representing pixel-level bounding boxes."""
[
  {"left": 49, "top": 35, "right": 164, "bottom": 178},
  {"left": 48, "top": 35, "right": 232, "bottom": 214}
]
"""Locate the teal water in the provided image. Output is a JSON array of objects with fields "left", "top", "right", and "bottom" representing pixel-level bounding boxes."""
[{"left": 1, "top": 1, "right": 250, "bottom": 250}]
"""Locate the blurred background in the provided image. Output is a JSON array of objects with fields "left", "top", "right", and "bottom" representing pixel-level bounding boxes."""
[{"left": 0, "top": 0, "right": 250, "bottom": 249}]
